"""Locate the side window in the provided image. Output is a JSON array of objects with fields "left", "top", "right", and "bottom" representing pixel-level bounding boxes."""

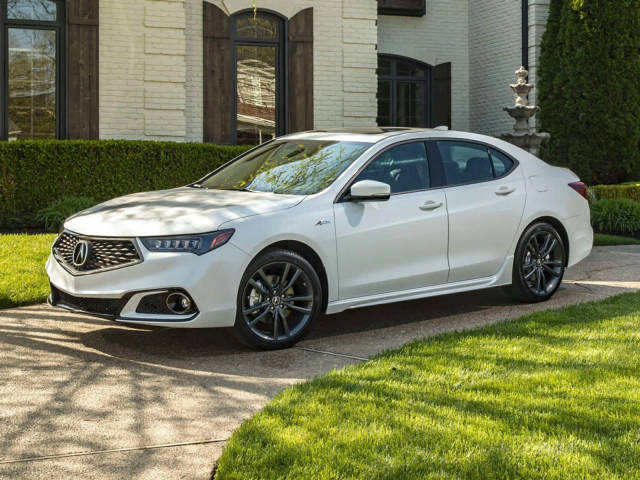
[
  {"left": 355, "top": 142, "right": 430, "bottom": 194},
  {"left": 490, "top": 148, "right": 515, "bottom": 177},
  {"left": 435, "top": 141, "right": 493, "bottom": 185}
]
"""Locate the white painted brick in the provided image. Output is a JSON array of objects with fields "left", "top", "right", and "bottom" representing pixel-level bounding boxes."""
[{"left": 378, "top": 0, "right": 471, "bottom": 131}]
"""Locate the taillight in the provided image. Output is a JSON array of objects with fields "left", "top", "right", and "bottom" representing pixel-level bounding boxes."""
[{"left": 569, "top": 182, "right": 588, "bottom": 200}]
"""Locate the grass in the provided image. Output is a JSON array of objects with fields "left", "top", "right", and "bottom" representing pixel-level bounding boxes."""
[
  {"left": 0, "top": 233, "right": 56, "bottom": 309},
  {"left": 215, "top": 293, "right": 640, "bottom": 480},
  {"left": 594, "top": 233, "right": 640, "bottom": 246}
]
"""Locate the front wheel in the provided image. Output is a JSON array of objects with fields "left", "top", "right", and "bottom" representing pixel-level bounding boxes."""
[
  {"left": 507, "top": 222, "right": 566, "bottom": 303},
  {"left": 234, "top": 249, "right": 322, "bottom": 350}
]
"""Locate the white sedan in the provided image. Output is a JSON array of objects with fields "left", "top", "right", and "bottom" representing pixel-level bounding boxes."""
[{"left": 47, "top": 128, "right": 593, "bottom": 349}]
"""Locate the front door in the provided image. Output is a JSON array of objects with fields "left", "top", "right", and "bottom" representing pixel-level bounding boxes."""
[{"left": 333, "top": 141, "right": 449, "bottom": 300}]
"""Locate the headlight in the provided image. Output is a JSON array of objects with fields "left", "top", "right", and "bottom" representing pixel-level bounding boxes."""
[{"left": 140, "top": 229, "right": 235, "bottom": 255}]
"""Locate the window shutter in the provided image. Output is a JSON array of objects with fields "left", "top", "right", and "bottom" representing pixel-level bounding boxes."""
[
  {"left": 67, "top": 0, "right": 99, "bottom": 139},
  {"left": 203, "top": 2, "right": 232, "bottom": 144},
  {"left": 431, "top": 62, "right": 451, "bottom": 128},
  {"left": 287, "top": 8, "right": 313, "bottom": 133}
]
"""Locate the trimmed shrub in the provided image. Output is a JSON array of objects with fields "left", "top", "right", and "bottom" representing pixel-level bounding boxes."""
[
  {"left": 538, "top": 0, "right": 640, "bottom": 185},
  {"left": 36, "top": 196, "right": 97, "bottom": 233},
  {"left": 591, "top": 198, "right": 640, "bottom": 236},
  {"left": 0, "top": 140, "right": 252, "bottom": 230},
  {"left": 590, "top": 183, "right": 640, "bottom": 203}
]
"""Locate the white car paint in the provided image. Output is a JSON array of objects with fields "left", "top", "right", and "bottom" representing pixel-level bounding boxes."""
[{"left": 47, "top": 128, "right": 593, "bottom": 328}]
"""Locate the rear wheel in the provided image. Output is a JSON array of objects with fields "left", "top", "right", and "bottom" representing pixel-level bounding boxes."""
[
  {"left": 233, "top": 249, "right": 322, "bottom": 350},
  {"left": 508, "top": 222, "right": 566, "bottom": 303}
]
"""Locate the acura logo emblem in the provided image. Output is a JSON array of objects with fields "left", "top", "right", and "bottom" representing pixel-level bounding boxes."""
[{"left": 72, "top": 240, "right": 91, "bottom": 267}]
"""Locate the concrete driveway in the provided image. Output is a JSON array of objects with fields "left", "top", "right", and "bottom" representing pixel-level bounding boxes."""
[{"left": 1, "top": 246, "right": 639, "bottom": 479}]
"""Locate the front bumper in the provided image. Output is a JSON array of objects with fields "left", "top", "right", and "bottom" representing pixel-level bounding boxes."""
[{"left": 46, "top": 241, "right": 250, "bottom": 328}]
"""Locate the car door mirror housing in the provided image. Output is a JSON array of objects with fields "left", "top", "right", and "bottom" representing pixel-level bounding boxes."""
[{"left": 349, "top": 180, "right": 391, "bottom": 201}]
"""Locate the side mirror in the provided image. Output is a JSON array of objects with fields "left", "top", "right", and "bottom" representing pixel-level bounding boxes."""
[{"left": 349, "top": 180, "right": 391, "bottom": 201}]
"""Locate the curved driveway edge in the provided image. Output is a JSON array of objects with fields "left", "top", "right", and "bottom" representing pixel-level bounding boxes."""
[{"left": 1, "top": 246, "right": 639, "bottom": 479}]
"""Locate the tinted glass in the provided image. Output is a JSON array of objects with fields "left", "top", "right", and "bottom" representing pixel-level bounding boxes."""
[
  {"left": 7, "top": 0, "right": 57, "bottom": 21},
  {"left": 397, "top": 81, "right": 426, "bottom": 127},
  {"left": 436, "top": 141, "right": 493, "bottom": 185},
  {"left": 8, "top": 28, "right": 57, "bottom": 140},
  {"left": 490, "top": 148, "right": 515, "bottom": 177},
  {"left": 235, "top": 12, "right": 279, "bottom": 39},
  {"left": 355, "top": 142, "right": 429, "bottom": 194},
  {"left": 377, "top": 56, "right": 392, "bottom": 76},
  {"left": 377, "top": 81, "right": 391, "bottom": 126},
  {"left": 236, "top": 45, "right": 277, "bottom": 145},
  {"left": 200, "top": 141, "right": 369, "bottom": 195},
  {"left": 396, "top": 60, "right": 426, "bottom": 78}
]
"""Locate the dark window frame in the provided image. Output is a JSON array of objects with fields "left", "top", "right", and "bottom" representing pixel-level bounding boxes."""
[
  {"left": 230, "top": 9, "right": 287, "bottom": 145},
  {"left": 377, "top": 53, "right": 432, "bottom": 128},
  {"left": 0, "top": 0, "right": 66, "bottom": 141}
]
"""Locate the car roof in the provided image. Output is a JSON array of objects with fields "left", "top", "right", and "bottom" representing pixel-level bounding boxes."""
[{"left": 280, "top": 127, "right": 444, "bottom": 143}]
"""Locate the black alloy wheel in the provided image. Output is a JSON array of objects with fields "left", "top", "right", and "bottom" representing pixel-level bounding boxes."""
[
  {"left": 234, "top": 249, "right": 322, "bottom": 349},
  {"left": 509, "top": 222, "right": 566, "bottom": 303}
]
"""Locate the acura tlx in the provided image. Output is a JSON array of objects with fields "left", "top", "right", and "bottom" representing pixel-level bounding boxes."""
[{"left": 47, "top": 128, "right": 593, "bottom": 349}]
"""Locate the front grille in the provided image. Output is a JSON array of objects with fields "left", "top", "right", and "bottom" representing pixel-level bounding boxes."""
[
  {"left": 53, "top": 231, "right": 141, "bottom": 274},
  {"left": 51, "top": 285, "right": 123, "bottom": 318}
]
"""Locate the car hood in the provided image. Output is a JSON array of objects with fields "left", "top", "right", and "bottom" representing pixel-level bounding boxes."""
[{"left": 64, "top": 187, "right": 304, "bottom": 237}]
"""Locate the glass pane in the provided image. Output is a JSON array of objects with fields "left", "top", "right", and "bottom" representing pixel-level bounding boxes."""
[
  {"left": 8, "top": 28, "right": 57, "bottom": 140},
  {"left": 235, "top": 12, "right": 279, "bottom": 40},
  {"left": 377, "top": 56, "right": 391, "bottom": 76},
  {"left": 490, "top": 148, "right": 515, "bottom": 177},
  {"left": 356, "top": 142, "right": 429, "bottom": 194},
  {"left": 236, "top": 45, "right": 277, "bottom": 145},
  {"left": 396, "top": 81, "right": 426, "bottom": 127},
  {"left": 7, "top": 0, "right": 57, "bottom": 21},
  {"left": 396, "top": 60, "right": 425, "bottom": 78},
  {"left": 200, "top": 141, "right": 369, "bottom": 195},
  {"left": 436, "top": 141, "right": 493, "bottom": 185},
  {"left": 377, "top": 81, "right": 391, "bottom": 126}
]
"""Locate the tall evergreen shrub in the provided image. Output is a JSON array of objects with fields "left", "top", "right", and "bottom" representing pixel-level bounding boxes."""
[{"left": 538, "top": 0, "right": 640, "bottom": 185}]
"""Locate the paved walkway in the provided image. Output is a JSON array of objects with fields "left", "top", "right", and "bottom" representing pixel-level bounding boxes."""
[{"left": 1, "top": 246, "right": 639, "bottom": 479}]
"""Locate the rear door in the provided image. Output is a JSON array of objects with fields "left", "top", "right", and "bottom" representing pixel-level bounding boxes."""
[
  {"left": 430, "top": 140, "right": 526, "bottom": 283},
  {"left": 333, "top": 141, "right": 449, "bottom": 299}
]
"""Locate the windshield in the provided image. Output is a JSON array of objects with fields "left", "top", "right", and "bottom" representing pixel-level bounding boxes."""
[{"left": 198, "top": 140, "right": 370, "bottom": 195}]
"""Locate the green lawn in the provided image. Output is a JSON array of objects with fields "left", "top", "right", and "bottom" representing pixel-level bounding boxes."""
[
  {"left": 0, "top": 233, "right": 56, "bottom": 309},
  {"left": 594, "top": 233, "right": 640, "bottom": 246},
  {"left": 215, "top": 293, "right": 640, "bottom": 480}
]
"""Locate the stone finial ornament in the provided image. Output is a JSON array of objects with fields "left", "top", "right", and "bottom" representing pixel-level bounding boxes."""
[{"left": 501, "top": 67, "right": 550, "bottom": 157}]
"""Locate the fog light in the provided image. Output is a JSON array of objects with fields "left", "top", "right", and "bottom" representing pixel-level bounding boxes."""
[{"left": 166, "top": 292, "right": 193, "bottom": 314}]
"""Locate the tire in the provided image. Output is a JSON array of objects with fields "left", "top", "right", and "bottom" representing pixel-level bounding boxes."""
[
  {"left": 233, "top": 249, "right": 323, "bottom": 350},
  {"left": 507, "top": 222, "right": 566, "bottom": 303}
]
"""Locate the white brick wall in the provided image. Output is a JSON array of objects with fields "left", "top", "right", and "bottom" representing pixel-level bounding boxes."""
[
  {"left": 208, "top": 0, "right": 378, "bottom": 129},
  {"left": 185, "top": 0, "right": 203, "bottom": 142},
  {"left": 468, "top": 0, "right": 521, "bottom": 136},
  {"left": 468, "top": 0, "right": 549, "bottom": 136},
  {"left": 100, "top": 0, "right": 188, "bottom": 141},
  {"left": 99, "top": 0, "right": 548, "bottom": 141},
  {"left": 378, "top": 0, "right": 471, "bottom": 131}
]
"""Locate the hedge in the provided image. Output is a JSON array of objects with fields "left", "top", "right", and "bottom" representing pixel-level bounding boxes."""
[
  {"left": 590, "top": 198, "right": 640, "bottom": 237},
  {"left": 0, "top": 140, "right": 252, "bottom": 230},
  {"left": 590, "top": 183, "right": 640, "bottom": 203},
  {"left": 537, "top": 0, "right": 640, "bottom": 185}
]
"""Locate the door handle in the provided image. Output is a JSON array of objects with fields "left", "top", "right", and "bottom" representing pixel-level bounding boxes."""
[
  {"left": 495, "top": 186, "right": 516, "bottom": 196},
  {"left": 419, "top": 200, "right": 443, "bottom": 211}
]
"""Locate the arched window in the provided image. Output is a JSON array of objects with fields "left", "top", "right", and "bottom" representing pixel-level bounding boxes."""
[
  {"left": 377, "top": 54, "right": 431, "bottom": 128},
  {"left": 231, "top": 10, "right": 285, "bottom": 144},
  {"left": 1, "top": 0, "right": 66, "bottom": 140}
]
